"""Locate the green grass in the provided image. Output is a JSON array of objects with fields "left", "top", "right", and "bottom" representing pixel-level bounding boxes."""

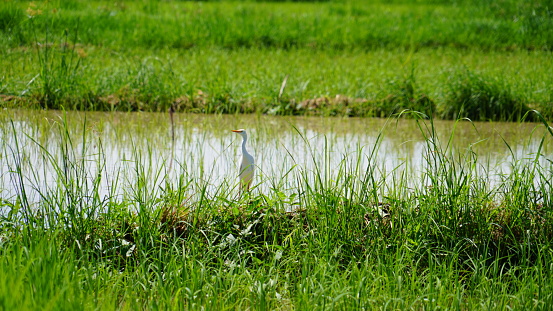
[
  {"left": 1, "top": 1, "right": 552, "bottom": 307},
  {"left": 2, "top": 0, "right": 552, "bottom": 51},
  {"left": 0, "top": 0, "right": 552, "bottom": 120},
  {"left": 442, "top": 68, "right": 537, "bottom": 121},
  {"left": 0, "top": 110, "right": 552, "bottom": 309}
]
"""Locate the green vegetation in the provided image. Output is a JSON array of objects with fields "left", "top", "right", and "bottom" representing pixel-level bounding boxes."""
[
  {"left": 0, "top": 0, "right": 552, "bottom": 120},
  {"left": 0, "top": 0, "right": 552, "bottom": 305},
  {"left": 0, "top": 110, "right": 552, "bottom": 309},
  {"left": 442, "top": 69, "right": 534, "bottom": 121}
]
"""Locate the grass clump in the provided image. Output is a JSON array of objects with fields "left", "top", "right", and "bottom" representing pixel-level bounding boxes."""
[
  {"left": 374, "top": 68, "right": 436, "bottom": 118},
  {"left": 290, "top": 69, "right": 436, "bottom": 118},
  {"left": 442, "top": 69, "right": 535, "bottom": 122}
]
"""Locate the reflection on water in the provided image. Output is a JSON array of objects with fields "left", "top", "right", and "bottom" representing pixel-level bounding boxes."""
[{"left": 1, "top": 109, "right": 551, "bottom": 203}]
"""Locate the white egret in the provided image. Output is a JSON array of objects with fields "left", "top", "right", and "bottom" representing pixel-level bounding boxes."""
[{"left": 232, "top": 129, "right": 255, "bottom": 191}]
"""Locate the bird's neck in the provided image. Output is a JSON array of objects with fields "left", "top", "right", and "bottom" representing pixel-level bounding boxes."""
[
  {"left": 241, "top": 136, "right": 248, "bottom": 153},
  {"left": 242, "top": 135, "right": 254, "bottom": 158}
]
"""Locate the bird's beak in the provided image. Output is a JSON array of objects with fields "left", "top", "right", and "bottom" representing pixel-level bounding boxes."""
[{"left": 232, "top": 130, "right": 242, "bottom": 133}]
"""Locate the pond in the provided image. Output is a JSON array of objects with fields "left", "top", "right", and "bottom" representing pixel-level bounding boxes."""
[{"left": 1, "top": 109, "right": 551, "bottom": 205}]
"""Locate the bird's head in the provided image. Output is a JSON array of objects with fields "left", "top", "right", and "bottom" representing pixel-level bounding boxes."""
[{"left": 232, "top": 129, "right": 247, "bottom": 138}]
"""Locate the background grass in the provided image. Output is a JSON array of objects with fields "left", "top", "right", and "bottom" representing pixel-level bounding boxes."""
[
  {"left": 0, "top": 0, "right": 552, "bottom": 120},
  {"left": 2, "top": 0, "right": 552, "bottom": 51}
]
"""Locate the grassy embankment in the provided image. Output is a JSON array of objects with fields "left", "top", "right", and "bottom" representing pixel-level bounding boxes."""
[
  {"left": 0, "top": 0, "right": 552, "bottom": 120},
  {"left": 0, "top": 109, "right": 552, "bottom": 309}
]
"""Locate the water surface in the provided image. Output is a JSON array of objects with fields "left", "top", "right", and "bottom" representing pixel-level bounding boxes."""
[{"left": 1, "top": 110, "right": 551, "bottom": 204}]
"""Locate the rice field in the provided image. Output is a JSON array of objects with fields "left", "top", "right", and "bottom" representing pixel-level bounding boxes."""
[
  {"left": 1, "top": 0, "right": 552, "bottom": 120},
  {"left": 1, "top": 0, "right": 553, "bottom": 309}
]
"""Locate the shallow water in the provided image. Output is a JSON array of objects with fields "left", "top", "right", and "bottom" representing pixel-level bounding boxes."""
[{"left": 1, "top": 109, "right": 551, "bottom": 204}]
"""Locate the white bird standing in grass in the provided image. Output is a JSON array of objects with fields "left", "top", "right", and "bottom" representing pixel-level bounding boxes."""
[{"left": 232, "top": 129, "right": 255, "bottom": 191}]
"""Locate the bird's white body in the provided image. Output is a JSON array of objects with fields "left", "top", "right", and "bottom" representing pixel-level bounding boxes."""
[{"left": 232, "top": 129, "right": 255, "bottom": 191}]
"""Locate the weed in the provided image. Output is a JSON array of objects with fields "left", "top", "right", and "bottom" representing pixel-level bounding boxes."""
[
  {"left": 29, "top": 17, "right": 84, "bottom": 109},
  {"left": 442, "top": 69, "right": 535, "bottom": 121}
]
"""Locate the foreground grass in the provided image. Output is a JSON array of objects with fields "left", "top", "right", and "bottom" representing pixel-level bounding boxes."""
[
  {"left": 1, "top": 111, "right": 552, "bottom": 309},
  {"left": 1, "top": 0, "right": 552, "bottom": 120}
]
